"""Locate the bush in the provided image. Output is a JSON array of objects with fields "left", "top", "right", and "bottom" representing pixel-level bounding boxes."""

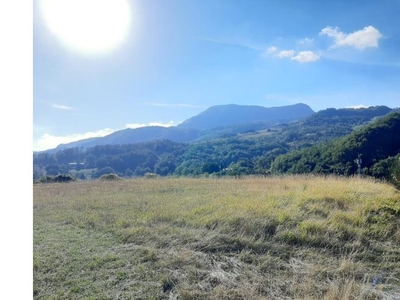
[
  {"left": 92, "top": 167, "right": 116, "bottom": 179},
  {"left": 54, "top": 174, "right": 77, "bottom": 183},
  {"left": 390, "top": 154, "right": 400, "bottom": 188},
  {"left": 35, "top": 174, "right": 77, "bottom": 183},
  {"left": 99, "top": 173, "right": 122, "bottom": 181},
  {"left": 144, "top": 172, "right": 158, "bottom": 179},
  {"left": 35, "top": 175, "right": 55, "bottom": 183},
  {"left": 370, "top": 154, "right": 400, "bottom": 188}
]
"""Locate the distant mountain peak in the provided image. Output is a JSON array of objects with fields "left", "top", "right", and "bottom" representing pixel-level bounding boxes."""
[{"left": 178, "top": 103, "right": 315, "bottom": 130}]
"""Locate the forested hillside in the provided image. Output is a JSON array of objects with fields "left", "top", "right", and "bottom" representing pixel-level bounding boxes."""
[
  {"left": 33, "top": 106, "right": 399, "bottom": 186},
  {"left": 171, "top": 106, "right": 395, "bottom": 176},
  {"left": 34, "top": 140, "right": 188, "bottom": 179},
  {"left": 271, "top": 111, "right": 400, "bottom": 186}
]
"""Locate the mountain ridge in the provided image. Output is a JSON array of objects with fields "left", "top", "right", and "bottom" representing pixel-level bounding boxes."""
[
  {"left": 50, "top": 103, "right": 315, "bottom": 152},
  {"left": 177, "top": 103, "right": 314, "bottom": 129}
]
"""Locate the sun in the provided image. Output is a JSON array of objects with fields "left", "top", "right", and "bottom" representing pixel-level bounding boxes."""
[{"left": 39, "top": 0, "right": 132, "bottom": 55}]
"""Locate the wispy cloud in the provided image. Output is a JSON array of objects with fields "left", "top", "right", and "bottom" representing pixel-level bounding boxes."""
[
  {"left": 262, "top": 46, "right": 278, "bottom": 58},
  {"left": 298, "top": 37, "right": 314, "bottom": 45},
  {"left": 145, "top": 102, "right": 205, "bottom": 108},
  {"left": 125, "top": 121, "right": 177, "bottom": 129},
  {"left": 320, "top": 26, "right": 383, "bottom": 50},
  {"left": 346, "top": 105, "right": 370, "bottom": 109},
  {"left": 266, "top": 46, "right": 278, "bottom": 54},
  {"left": 200, "top": 37, "right": 264, "bottom": 51},
  {"left": 291, "top": 51, "right": 320, "bottom": 63},
  {"left": 276, "top": 50, "right": 295, "bottom": 58},
  {"left": 33, "top": 128, "right": 115, "bottom": 151},
  {"left": 33, "top": 121, "right": 181, "bottom": 151},
  {"left": 51, "top": 103, "right": 73, "bottom": 110}
]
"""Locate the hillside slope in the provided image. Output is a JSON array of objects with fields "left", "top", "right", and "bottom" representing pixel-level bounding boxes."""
[{"left": 271, "top": 111, "right": 400, "bottom": 176}]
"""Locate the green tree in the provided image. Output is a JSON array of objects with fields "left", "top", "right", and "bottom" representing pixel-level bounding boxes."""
[
  {"left": 201, "top": 162, "right": 220, "bottom": 174},
  {"left": 155, "top": 154, "right": 177, "bottom": 176}
]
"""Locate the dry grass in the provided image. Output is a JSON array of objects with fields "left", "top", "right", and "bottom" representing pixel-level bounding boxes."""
[{"left": 33, "top": 175, "right": 400, "bottom": 299}]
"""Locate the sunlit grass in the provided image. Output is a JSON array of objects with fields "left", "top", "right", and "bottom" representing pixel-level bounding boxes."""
[{"left": 34, "top": 175, "right": 400, "bottom": 299}]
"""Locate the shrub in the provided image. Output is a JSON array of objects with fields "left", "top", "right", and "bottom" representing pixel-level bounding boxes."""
[
  {"left": 35, "top": 174, "right": 77, "bottom": 183},
  {"left": 390, "top": 154, "right": 400, "bottom": 188},
  {"left": 99, "top": 173, "right": 122, "bottom": 181},
  {"left": 54, "top": 174, "right": 77, "bottom": 183},
  {"left": 144, "top": 172, "right": 158, "bottom": 179},
  {"left": 92, "top": 167, "right": 116, "bottom": 179},
  {"left": 35, "top": 175, "right": 55, "bottom": 183}
]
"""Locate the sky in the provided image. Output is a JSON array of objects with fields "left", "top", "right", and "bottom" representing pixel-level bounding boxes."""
[{"left": 32, "top": 0, "right": 400, "bottom": 151}]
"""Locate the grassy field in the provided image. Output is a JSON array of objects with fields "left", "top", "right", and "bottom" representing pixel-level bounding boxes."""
[{"left": 33, "top": 176, "right": 400, "bottom": 299}]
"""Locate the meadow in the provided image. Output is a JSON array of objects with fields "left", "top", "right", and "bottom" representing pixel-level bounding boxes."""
[{"left": 33, "top": 176, "right": 400, "bottom": 299}]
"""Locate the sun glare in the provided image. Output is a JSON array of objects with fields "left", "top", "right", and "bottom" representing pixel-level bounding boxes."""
[{"left": 39, "top": 0, "right": 132, "bottom": 55}]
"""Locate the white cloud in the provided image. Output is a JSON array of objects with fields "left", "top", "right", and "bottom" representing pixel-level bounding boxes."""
[
  {"left": 33, "top": 128, "right": 115, "bottom": 151},
  {"left": 275, "top": 50, "right": 295, "bottom": 58},
  {"left": 298, "top": 37, "right": 314, "bottom": 45},
  {"left": 320, "top": 26, "right": 383, "bottom": 50},
  {"left": 262, "top": 46, "right": 278, "bottom": 58},
  {"left": 266, "top": 46, "right": 278, "bottom": 54},
  {"left": 200, "top": 37, "right": 264, "bottom": 51},
  {"left": 146, "top": 102, "right": 204, "bottom": 108},
  {"left": 33, "top": 121, "right": 180, "bottom": 151},
  {"left": 125, "top": 121, "right": 177, "bottom": 129},
  {"left": 291, "top": 51, "right": 320, "bottom": 63},
  {"left": 51, "top": 103, "right": 73, "bottom": 110},
  {"left": 346, "top": 105, "right": 370, "bottom": 109}
]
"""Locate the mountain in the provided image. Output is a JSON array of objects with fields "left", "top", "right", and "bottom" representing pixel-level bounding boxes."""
[
  {"left": 50, "top": 103, "right": 315, "bottom": 151},
  {"left": 34, "top": 104, "right": 397, "bottom": 181},
  {"left": 178, "top": 103, "right": 314, "bottom": 129}
]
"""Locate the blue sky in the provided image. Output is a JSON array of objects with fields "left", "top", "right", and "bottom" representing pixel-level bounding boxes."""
[{"left": 32, "top": 0, "right": 400, "bottom": 151}]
